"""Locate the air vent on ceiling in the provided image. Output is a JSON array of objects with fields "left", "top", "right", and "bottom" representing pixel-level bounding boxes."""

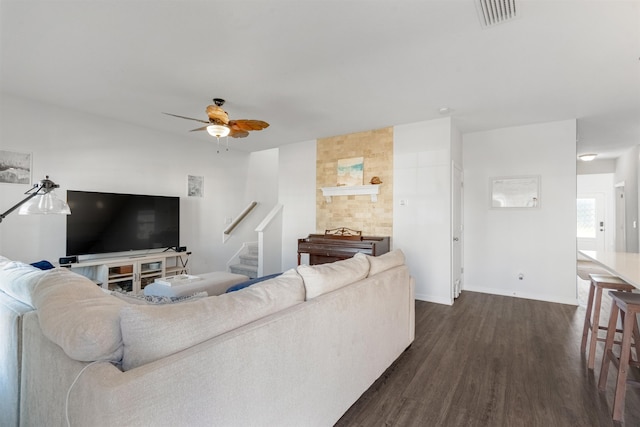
[{"left": 475, "top": 0, "right": 517, "bottom": 28}]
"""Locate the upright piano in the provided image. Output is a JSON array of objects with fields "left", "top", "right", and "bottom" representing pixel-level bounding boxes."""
[{"left": 297, "top": 228, "right": 390, "bottom": 265}]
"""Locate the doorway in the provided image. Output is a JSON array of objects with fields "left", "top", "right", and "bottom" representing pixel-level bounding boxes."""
[
  {"left": 577, "top": 192, "right": 606, "bottom": 252},
  {"left": 451, "top": 163, "right": 463, "bottom": 300},
  {"left": 576, "top": 173, "right": 616, "bottom": 254},
  {"left": 615, "top": 184, "right": 626, "bottom": 252}
]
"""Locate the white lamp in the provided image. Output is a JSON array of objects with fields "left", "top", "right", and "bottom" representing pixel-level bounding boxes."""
[{"left": 0, "top": 176, "right": 71, "bottom": 223}]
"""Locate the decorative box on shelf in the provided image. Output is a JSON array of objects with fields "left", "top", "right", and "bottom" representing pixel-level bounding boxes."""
[
  {"left": 154, "top": 274, "right": 201, "bottom": 287},
  {"left": 320, "top": 184, "right": 380, "bottom": 203},
  {"left": 112, "top": 265, "right": 133, "bottom": 274}
]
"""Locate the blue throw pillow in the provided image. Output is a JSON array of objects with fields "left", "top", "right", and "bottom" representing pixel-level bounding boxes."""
[
  {"left": 225, "top": 273, "right": 282, "bottom": 293},
  {"left": 30, "top": 260, "right": 55, "bottom": 270}
]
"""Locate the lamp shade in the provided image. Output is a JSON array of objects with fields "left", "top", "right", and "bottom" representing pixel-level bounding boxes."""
[
  {"left": 18, "top": 190, "right": 71, "bottom": 215},
  {"left": 207, "top": 124, "right": 230, "bottom": 138}
]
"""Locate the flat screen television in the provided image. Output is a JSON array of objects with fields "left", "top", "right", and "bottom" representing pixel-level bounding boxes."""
[{"left": 66, "top": 190, "right": 180, "bottom": 256}]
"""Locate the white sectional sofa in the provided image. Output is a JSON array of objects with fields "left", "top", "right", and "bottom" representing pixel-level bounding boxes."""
[{"left": 0, "top": 250, "right": 414, "bottom": 427}]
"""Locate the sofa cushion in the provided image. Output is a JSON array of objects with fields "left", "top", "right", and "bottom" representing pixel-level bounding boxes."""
[
  {"left": 0, "top": 259, "right": 49, "bottom": 308},
  {"left": 297, "top": 253, "right": 370, "bottom": 300},
  {"left": 31, "top": 268, "right": 127, "bottom": 362},
  {"left": 367, "top": 249, "right": 406, "bottom": 276},
  {"left": 120, "top": 268, "right": 305, "bottom": 371}
]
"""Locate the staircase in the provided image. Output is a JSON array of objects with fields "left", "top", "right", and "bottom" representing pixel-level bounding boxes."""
[{"left": 229, "top": 243, "right": 259, "bottom": 278}]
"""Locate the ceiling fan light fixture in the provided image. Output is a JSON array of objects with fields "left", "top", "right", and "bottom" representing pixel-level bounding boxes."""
[
  {"left": 578, "top": 153, "right": 597, "bottom": 162},
  {"left": 207, "top": 124, "right": 230, "bottom": 138}
]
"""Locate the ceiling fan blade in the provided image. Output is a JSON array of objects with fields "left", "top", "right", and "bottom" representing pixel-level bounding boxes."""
[
  {"left": 206, "top": 105, "right": 229, "bottom": 124},
  {"left": 189, "top": 125, "right": 209, "bottom": 132},
  {"left": 163, "top": 112, "right": 210, "bottom": 124},
  {"left": 229, "top": 119, "right": 269, "bottom": 132},
  {"left": 229, "top": 128, "right": 249, "bottom": 138}
]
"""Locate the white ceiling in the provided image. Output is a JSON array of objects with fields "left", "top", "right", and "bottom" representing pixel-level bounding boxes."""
[{"left": 2, "top": 1, "right": 639, "bottom": 158}]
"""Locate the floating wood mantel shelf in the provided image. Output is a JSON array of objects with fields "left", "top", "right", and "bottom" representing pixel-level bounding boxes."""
[{"left": 321, "top": 184, "right": 380, "bottom": 203}]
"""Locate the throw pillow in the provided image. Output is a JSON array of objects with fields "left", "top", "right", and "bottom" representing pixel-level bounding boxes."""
[
  {"left": 0, "top": 255, "right": 12, "bottom": 269},
  {"left": 297, "top": 253, "right": 370, "bottom": 300},
  {"left": 225, "top": 272, "right": 282, "bottom": 293},
  {"left": 0, "top": 260, "right": 49, "bottom": 307},
  {"left": 108, "top": 290, "right": 208, "bottom": 305},
  {"left": 367, "top": 249, "right": 406, "bottom": 276},
  {"left": 30, "top": 260, "right": 56, "bottom": 270},
  {"left": 32, "top": 268, "right": 127, "bottom": 362}
]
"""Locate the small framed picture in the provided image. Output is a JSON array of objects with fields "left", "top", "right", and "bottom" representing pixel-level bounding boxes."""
[
  {"left": 187, "top": 175, "right": 204, "bottom": 197},
  {"left": 490, "top": 175, "right": 540, "bottom": 208},
  {"left": 0, "top": 150, "right": 32, "bottom": 185}
]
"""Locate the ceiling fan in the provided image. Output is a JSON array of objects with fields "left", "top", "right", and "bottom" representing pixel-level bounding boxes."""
[{"left": 163, "top": 98, "right": 269, "bottom": 139}]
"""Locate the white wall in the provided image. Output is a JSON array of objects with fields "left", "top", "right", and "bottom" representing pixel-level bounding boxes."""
[
  {"left": 0, "top": 94, "right": 264, "bottom": 274},
  {"left": 463, "top": 120, "right": 577, "bottom": 305},
  {"left": 278, "top": 140, "right": 316, "bottom": 271},
  {"left": 577, "top": 159, "right": 616, "bottom": 175},
  {"left": 615, "top": 145, "right": 639, "bottom": 253},
  {"left": 222, "top": 147, "right": 280, "bottom": 246},
  {"left": 394, "top": 117, "right": 455, "bottom": 305}
]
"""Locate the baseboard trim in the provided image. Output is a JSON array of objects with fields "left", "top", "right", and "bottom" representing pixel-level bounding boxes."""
[
  {"left": 414, "top": 293, "right": 453, "bottom": 306},
  {"left": 463, "top": 285, "right": 578, "bottom": 306}
]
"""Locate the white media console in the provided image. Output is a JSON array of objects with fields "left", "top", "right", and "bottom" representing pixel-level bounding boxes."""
[{"left": 60, "top": 252, "right": 190, "bottom": 294}]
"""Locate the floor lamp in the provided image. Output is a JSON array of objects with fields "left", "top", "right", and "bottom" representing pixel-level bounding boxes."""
[{"left": 0, "top": 176, "right": 71, "bottom": 223}]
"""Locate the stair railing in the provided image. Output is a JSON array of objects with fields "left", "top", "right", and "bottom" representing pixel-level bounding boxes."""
[{"left": 223, "top": 201, "right": 257, "bottom": 243}]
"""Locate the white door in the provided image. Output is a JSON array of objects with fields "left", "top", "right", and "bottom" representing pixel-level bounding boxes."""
[
  {"left": 451, "top": 164, "right": 463, "bottom": 299},
  {"left": 577, "top": 192, "right": 606, "bottom": 252},
  {"left": 615, "top": 185, "right": 626, "bottom": 252}
]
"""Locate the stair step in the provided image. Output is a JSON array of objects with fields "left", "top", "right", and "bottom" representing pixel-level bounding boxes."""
[
  {"left": 247, "top": 244, "right": 259, "bottom": 255},
  {"left": 230, "top": 264, "right": 258, "bottom": 279},
  {"left": 239, "top": 253, "right": 258, "bottom": 266}
]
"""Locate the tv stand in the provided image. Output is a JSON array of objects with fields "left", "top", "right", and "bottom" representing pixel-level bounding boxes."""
[{"left": 61, "top": 252, "right": 190, "bottom": 294}]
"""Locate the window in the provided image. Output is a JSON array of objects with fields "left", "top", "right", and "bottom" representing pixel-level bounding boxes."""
[{"left": 577, "top": 198, "right": 596, "bottom": 238}]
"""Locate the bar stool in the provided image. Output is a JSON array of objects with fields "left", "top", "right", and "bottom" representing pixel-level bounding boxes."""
[
  {"left": 581, "top": 274, "right": 635, "bottom": 370},
  {"left": 598, "top": 291, "right": 640, "bottom": 422}
]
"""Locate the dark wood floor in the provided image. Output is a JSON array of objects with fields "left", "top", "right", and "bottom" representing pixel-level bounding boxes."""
[{"left": 335, "top": 291, "right": 640, "bottom": 427}]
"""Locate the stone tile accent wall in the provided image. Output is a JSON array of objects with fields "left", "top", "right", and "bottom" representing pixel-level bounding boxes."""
[{"left": 316, "top": 127, "right": 393, "bottom": 236}]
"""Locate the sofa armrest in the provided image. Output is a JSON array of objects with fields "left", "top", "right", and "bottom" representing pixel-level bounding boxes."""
[{"left": 0, "top": 291, "right": 33, "bottom": 427}]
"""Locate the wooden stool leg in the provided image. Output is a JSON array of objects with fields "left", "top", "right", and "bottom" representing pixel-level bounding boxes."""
[
  {"left": 581, "top": 282, "right": 596, "bottom": 353},
  {"left": 612, "top": 310, "right": 636, "bottom": 421},
  {"left": 598, "top": 302, "right": 620, "bottom": 391},
  {"left": 588, "top": 286, "right": 604, "bottom": 369},
  {"left": 620, "top": 311, "right": 635, "bottom": 363},
  {"left": 633, "top": 319, "right": 640, "bottom": 362}
]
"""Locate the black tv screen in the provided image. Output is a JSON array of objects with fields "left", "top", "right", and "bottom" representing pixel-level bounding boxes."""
[{"left": 66, "top": 190, "right": 180, "bottom": 256}]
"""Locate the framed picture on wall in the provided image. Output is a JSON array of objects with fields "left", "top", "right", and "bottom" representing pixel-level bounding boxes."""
[
  {"left": 0, "top": 150, "right": 31, "bottom": 185},
  {"left": 490, "top": 175, "right": 540, "bottom": 208},
  {"left": 187, "top": 175, "right": 204, "bottom": 197},
  {"left": 337, "top": 157, "right": 364, "bottom": 186}
]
